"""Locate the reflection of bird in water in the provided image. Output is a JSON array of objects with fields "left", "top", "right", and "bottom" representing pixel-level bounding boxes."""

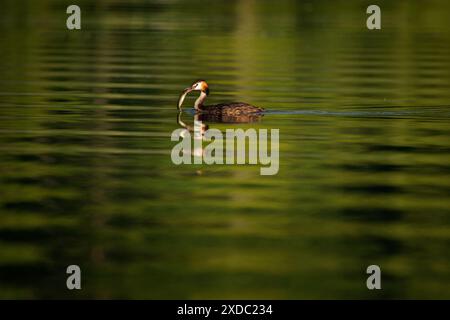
[
  {"left": 177, "top": 80, "right": 264, "bottom": 123},
  {"left": 177, "top": 110, "right": 208, "bottom": 134},
  {"left": 176, "top": 111, "right": 206, "bottom": 158}
]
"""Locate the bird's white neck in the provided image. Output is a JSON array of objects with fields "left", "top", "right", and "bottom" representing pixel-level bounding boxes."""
[{"left": 194, "top": 91, "right": 207, "bottom": 110}]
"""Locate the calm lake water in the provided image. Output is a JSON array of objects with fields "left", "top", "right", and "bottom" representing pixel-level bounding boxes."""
[{"left": 1, "top": 0, "right": 450, "bottom": 299}]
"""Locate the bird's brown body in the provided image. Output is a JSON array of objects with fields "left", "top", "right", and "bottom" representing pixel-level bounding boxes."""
[
  {"left": 198, "top": 102, "right": 263, "bottom": 116},
  {"left": 196, "top": 102, "right": 263, "bottom": 123}
]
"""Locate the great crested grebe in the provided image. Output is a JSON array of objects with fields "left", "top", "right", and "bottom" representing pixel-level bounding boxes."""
[{"left": 177, "top": 80, "right": 264, "bottom": 117}]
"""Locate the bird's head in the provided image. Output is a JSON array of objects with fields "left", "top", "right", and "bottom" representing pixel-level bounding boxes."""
[
  {"left": 178, "top": 80, "right": 209, "bottom": 110},
  {"left": 190, "top": 79, "right": 209, "bottom": 95}
]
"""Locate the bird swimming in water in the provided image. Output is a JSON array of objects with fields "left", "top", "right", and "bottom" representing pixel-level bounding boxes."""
[{"left": 177, "top": 80, "right": 264, "bottom": 119}]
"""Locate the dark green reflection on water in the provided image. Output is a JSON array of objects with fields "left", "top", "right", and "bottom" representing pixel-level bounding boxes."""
[{"left": 0, "top": 0, "right": 450, "bottom": 298}]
